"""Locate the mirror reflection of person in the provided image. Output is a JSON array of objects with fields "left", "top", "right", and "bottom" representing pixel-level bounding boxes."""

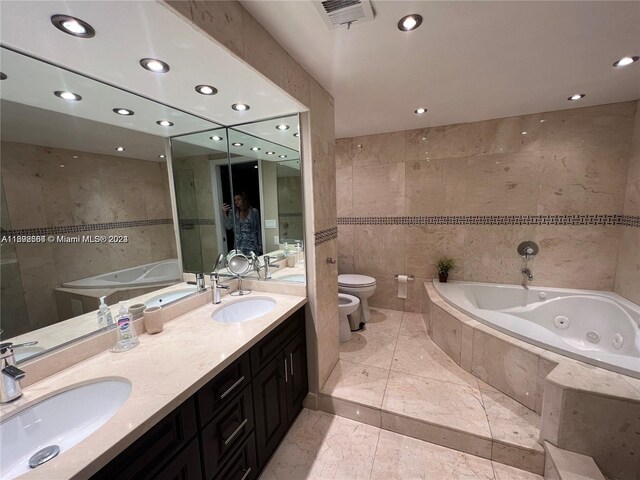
[{"left": 223, "top": 192, "right": 262, "bottom": 255}]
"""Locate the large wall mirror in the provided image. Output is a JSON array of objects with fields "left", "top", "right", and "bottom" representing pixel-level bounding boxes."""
[
  {"left": 171, "top": 114, "right": 305, "bottom": 283},
  {"left": 0, "top": 47, "right": 218, "bottom": 361}
]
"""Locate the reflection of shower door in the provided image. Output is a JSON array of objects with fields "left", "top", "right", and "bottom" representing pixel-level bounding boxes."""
[
  {"left": 210, "top": 161, "right": 230, "bottom": 256},
  {"left": 174, "top": 169, "right": 203, "bottom": 272}
]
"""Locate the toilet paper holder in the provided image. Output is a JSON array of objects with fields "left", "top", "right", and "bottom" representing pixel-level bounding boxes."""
[{"left": 394, "top": 274, "right": 415, "bottom": 281}]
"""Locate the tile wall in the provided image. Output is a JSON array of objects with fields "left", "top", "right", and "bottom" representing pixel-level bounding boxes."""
[
  {"left": 163, "top": 0, "right": 338, "bottom": 392},
  {"left": 337, "top": 102, "right": 640, "bottom": 311},
  {"left": 1, "top": 142, "right": 177, "bottom": 335}
]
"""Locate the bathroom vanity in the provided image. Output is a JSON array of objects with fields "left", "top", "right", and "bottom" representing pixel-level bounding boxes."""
[{"left": 0, "top": 290, "right": 307, "bottom": 480}]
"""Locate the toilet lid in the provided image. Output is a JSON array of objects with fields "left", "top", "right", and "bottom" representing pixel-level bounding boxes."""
[{"left": 338, "top": 274, "right": 376, "bottom": 287}]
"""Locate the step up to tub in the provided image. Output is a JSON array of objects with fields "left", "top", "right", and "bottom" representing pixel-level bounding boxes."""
[{"left": 544, "top": 442, "right": 605, "bottom": 480}]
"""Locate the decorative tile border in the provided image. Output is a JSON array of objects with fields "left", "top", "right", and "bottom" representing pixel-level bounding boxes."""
[
  {"left": 315, "top": 226, "right": 338, "bottom": 246},
  {"left": 178, "top": 218, "right": 216, "bottom": 227},
  {"left": 1, "top": 219, "right": 174, "bottom": 237},
  {"left": 338, "top": 215, "right": 640, "bottom": 227}
]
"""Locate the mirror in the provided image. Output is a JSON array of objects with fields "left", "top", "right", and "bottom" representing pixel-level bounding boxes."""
[
  {"left": 170, "top": 114, "right": 305, "bottom": 283},
  {"left": 0, "top": 47, "right": 219, "bottom": 361}
]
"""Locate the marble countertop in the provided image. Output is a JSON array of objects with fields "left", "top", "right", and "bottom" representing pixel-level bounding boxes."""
[{"left": 0, "top": 290, "right": 307, "bottom": 479}]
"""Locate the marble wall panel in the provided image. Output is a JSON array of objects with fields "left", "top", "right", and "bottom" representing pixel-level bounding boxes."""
[
  {"left": 352, "top": 131, "right": 405, "bottom": 167},
  {"left": 242, "top": 9, "right": 286, "bottom": 91},
  {"left": 614, "top": 227, "right": 640, "bottom": 304},
  {"left": 337, "top": 225, "right": 354, "bottom": 274},
  {"left": 311, "top": 134, "right": 337, "bottom": 231},
  {"left": 352, "top": 162, "right": 405, "bottom": 216},
  {"left": 534, "top": 225, "right": 619, "bottom": 291},
  {"left": 404, "top": 225, "right": 465, "bottom": 280},
  {"left": 309, "top": 79, "right": 335, "bottom": 145},
  {"left": 430, "top": 304, "right": 462, "bottom": 364},
  {"left": 188, "top": 0, "right": 245, "bottom": 58},
  {"left": 336, "top": 139, "right": 353, "bottom": 217},
  {"left": 368, "top": 276, "right": 404, "bottom": 311},
  {"left": 403, "top": 276, "right": 428, "bottom": 313},
  {"left": 404, "top": 157, "right": 467, "bottom": 216},
  {"left": 353, "top": 225, "right": 404, "bottom": 278},
  {"left": 284, "top": 55, "right": 311, "bottom": 107}
]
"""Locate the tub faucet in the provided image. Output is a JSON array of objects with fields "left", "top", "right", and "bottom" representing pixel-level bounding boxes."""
[
  {"left": 263, "top": 255, "right": 280, "bottom": 279},
  {"left": 522, "top": 268, "right": 534, "bottom": 281},
  {"left": 1, "top": 343, "right": 25, "bottom": 403}
]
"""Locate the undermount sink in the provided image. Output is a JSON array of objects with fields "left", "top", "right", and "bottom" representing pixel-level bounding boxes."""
[
  {"left": 145, "top": 286, "right": 196, "bottom": 308},
  {"left": 277, "top": 274, "right": 306, "bottom": 283},
  {"left": 212, "top": 297, "right": 277, "bottom": 324},
  {"left": 14, "top": 345, "right": 45, "bottom": 362},
  {"left": 0, "top": 379, "right": 131, "bottom": 479}
]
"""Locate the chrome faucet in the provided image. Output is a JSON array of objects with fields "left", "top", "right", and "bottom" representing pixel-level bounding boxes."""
[
  {"left": 1, "top": 342, "right": 26, "bottom": 403},
  {"left": 263, "top": 255, "right": 280, "bottom": 279},
  {"left": 522, "top": 268, "right": 534, "bottom": 281},
  {"left": 188, "top": 273, "right": 207, "bottom": 293},
  {"left": 210, "top": 272, "right": 230, "bottom": 304}
]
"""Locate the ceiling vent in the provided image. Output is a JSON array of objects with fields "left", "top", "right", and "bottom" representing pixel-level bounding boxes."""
[{"left": 313, "top": 0, "right": 375, "bottom": 30}]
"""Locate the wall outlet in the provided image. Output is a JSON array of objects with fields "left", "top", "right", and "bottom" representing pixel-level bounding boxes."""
[
  {"left": 265, "top": 219, "right": 277, "bottom": 229},
  {"left": 274, "top": 235, "right": 279, "bottom": 245}
]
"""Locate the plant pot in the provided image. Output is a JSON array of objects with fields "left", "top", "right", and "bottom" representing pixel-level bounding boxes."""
[{"left": 438, "top": 273, "right": 448, "bottom": 283}]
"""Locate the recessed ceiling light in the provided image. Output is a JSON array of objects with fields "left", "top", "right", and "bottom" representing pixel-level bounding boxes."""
[
  {"left": 116, "top": 147, "right": 125, "bottom": 152},
  {"left": 157, "top": 120, "right": 174, "bottom": 127},
  {"left": 210, "top": 135, "right": 223, "bottom": 141},
  {"left": 276, "top": 124, "right": 290, "bottom": 130},
  {"left": 158, "top": 154, "right": 166, "bottom": 159},
  {"left": 568, "top": 94, "right": 585, "bottom": 101},
  {"left": 195, "top": 84, "right": 218, "bottom": 95},
  {"left": 398, "top": 14, "right": 423, "bottom": 32},
  {"left": 113, "top": 108, "right": 134, "bottom": 116},
  {"left": 232, "top": 142, "right": 243, "bottom": 147},
  {"left": 140, "top": 58, "right": 170, "bottom": 73},
  {"left": 613, "top": 56, "right": 639, "bottom": 67},
  {"left": 254, "top": 165, "right": 258, "bottom": 169},
  {"left": 59, "top": 164, "right": 65, "bottom": 168},
  {"left": 232, "top": 103, "right": 250, "bottom": 111},
  {"left": 0, "top": 73, "right": 6, "bottom": 80},
  {"left": 293, "top": 132, "right": 300, "bottom": 137},
  {"left": 251, "top": 147, "right": 261, "bottom": 151},
  {"left": 539, "top": 119, "right": 545, "bottom": 123},
  {"left": 414, "top": 107, "right": 427, "bottom": 114},
  {"left": 73, "top": 155, "right": 79, "bottom": 159},
  {"left": 266, "top": 151, "right": 275, "bottom": 155},
  {"left": 51, "top": 14, "right": 95, "bottom": 38},
  {"left": 279, "top": 155, "right": 287, "bottom": 158},
  {"left": 54, "top": 90, "right": 82, "bottom": 101},
  {"left": 521, "top": 131, "right": 528, "bottom": 135}
]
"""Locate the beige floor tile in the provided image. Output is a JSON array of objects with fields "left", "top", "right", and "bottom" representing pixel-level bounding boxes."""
[
  {"left": 340, "top": 329, "right": 397, "bottom": 369},
  {"left": 382, "top": 371, "right": 492, "bottom": 439},
  {"left": 261, "top": 409, "right": 380, "bottom": 480},
  {"left": 479, "top": 384, "right": 543, "bottom": 452},
  {"left": 398, "top": 312, "right": 428, "bottom": 337},
  {"left": 392, "top": 335, "right": 479, "bottom": 387},
  {"left": 370, "top": 429, "right": 495, "bottom": 479},
  {"left": 321, "top": 360, "right": 389, "bottom": 408},
  {"left": 365, "top": 307, "right": 403, "bottom": 336},
  {"left": 493, "top": 461, "right": 544, "bottom": 480}
]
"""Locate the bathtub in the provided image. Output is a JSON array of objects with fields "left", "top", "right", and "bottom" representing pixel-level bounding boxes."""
[
  {"left": 62, "top": 259, "right": 181, "bottom": 289},
  {"left": 433, "top": 281, "right": 640, "bottom": 378}
]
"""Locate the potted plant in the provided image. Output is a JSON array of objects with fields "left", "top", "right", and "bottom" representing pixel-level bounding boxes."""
[{"left": 435, "top": 256, "right": 456, "bottom": 283}]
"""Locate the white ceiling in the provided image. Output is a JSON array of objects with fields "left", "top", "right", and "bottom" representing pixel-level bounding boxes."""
[
  {"left": 241, "top": 0, "right": 640, "bottom": 138},
  {"left": 0, "top": 0, "right": 304, "bottom": 127}
]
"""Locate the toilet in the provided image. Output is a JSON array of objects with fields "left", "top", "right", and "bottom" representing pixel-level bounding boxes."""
[
  {"left": 338, "top": 293, "right": 360, "bottom": 342},
  {"left": 338, "top": 274, "right": 377, "bottom": 324}
]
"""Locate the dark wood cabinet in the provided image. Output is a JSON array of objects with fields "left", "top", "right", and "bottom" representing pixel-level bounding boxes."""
[
  {"left": 253, "top": 311, "right": 307, "bottom": 469},
  {"left": 93, "top": 306, "right": 306, "bottom": 480}
]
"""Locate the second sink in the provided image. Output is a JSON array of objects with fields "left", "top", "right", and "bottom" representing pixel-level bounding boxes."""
[{"left": 212, "top": 297, "right": 277, "bottom": 323}]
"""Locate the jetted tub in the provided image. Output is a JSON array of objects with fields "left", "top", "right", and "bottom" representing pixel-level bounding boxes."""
[
  {"left": 62, "top": 259, "right": 181, "bottom": 289},
  {"left": 433, "top": 281, "right": 640, "bottom": 378}
]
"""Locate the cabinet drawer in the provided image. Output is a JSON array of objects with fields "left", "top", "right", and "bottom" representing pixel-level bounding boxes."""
[
  {"left": 201, "top": 385, "right": 254, "bottom": 479},
  {"left": 92, "top": 397, "right": 198, "bottom": 480},
  {"left": 198, "top": 352, "right": 251, "bottom": 426},
  {"left": 251, "top": 308, "right": 304, "bottom": 374},
  {"left": 154, "top": 438, "right": 202, "bottom": 480},
  {"left": 212, "top": 432, "right": 257, "bottom": 480}
]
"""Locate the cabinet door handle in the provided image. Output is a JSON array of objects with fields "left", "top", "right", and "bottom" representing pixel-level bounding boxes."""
[
  {"left": 289, "top": 352, "right": 294, "bottom": 376},
  {"left": 283, "top": 357, "right": 288, "bottom": 383},
  {"left": 224, "top": 418, "right": 248, "bottom": 446},
  {"left": 220, "top": 376, "right": 245, "bottom": 400},
  {"left": 240, "top": 467, "right": 252, "bottom": 480}
]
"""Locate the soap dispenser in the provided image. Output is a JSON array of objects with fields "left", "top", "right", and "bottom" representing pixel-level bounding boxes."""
[
  {"left": 111, "top": 301, "right": 139, "bottom": 353},
  {"left": 97, "top": 296, "right": 114, "bottom": 328}
]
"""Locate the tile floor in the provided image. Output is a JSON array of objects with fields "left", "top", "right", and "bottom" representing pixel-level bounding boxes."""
[
  {"left": 260, "top": 409, "right": 543, "bottom": 480},
  {"left": 318, "top": 308, "right": 545, "bottom": 474}
]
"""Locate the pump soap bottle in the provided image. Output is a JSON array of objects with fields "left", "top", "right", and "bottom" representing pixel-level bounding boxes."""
[
  {"left": 97, "top": 296, "right": 114, "bottom": 328},
  {"left": 111, "top": 301, "right": 139, "bottom": 352}
]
